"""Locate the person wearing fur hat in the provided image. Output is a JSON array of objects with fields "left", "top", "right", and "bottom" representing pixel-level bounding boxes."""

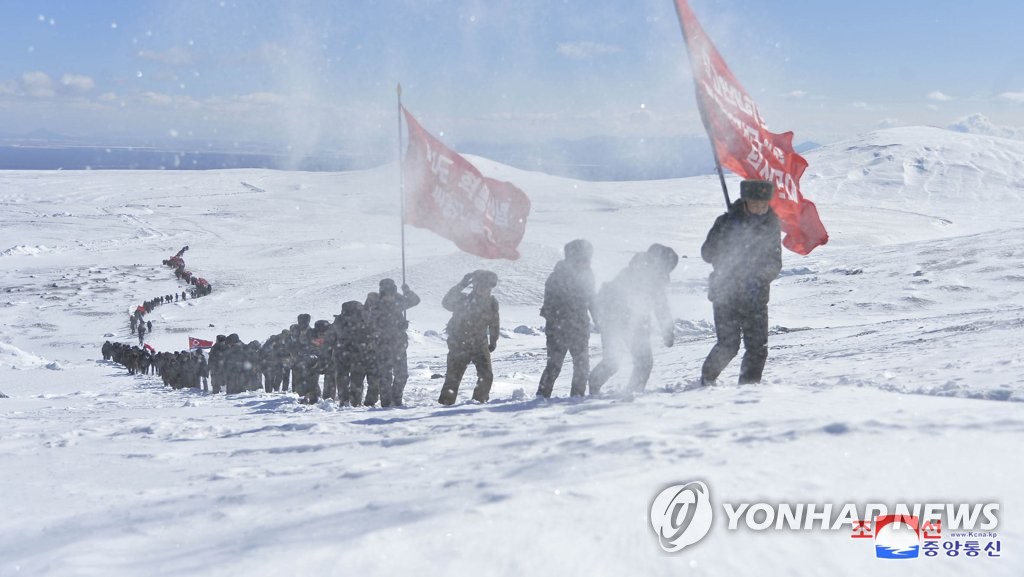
[
  {"left": 537, "top": 239, "right": 596, "bottom": 398},
  {"left": 438, "top": 270, "right": 501, "bottom": 405},
  {"left": 700, "top": 179, "right": 782, "bottom": 385},
  {"left": 588, "top": 243, "right": 679, "bottom": 394}
]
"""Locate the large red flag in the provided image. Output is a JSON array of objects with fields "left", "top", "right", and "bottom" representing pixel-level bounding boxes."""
[
  {"left": 402, "top": 107, "right": 531, "bottom": 260},
  {"left": 675, "top": 0, "right": 828, "bottom": 255}
]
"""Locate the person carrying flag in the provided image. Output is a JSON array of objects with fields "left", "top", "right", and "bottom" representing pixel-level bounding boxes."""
[{"left": 699, "top": 180, "right": 782, "bottom": 386}]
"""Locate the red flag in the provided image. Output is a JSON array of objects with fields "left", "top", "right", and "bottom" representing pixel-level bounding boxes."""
[
  {"left": 143, "top": 343, "right": 156, "bottom": 353},
  {"left": 188, "top": 336, "right": 214, "bottom": 351},
  {"left": 402, "top": 107, "right": 531, "bottom": 260},
  {"left": 674, "top": 0, "right": 828, "bottom": 255}
]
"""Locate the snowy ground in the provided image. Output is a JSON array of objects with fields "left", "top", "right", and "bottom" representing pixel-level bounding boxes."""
[{"left": 1, "top": 126, "right": 1022, "bottom": 576}]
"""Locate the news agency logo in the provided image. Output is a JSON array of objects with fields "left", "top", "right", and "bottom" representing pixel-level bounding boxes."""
[
  {"left": 648, "top": 480, "right": 1002, "bottom": 560},
  {"left": 868, "top": 515, "right": 926, "bottom": 559},
  {"left": 852, "top": 512, "right": 1002, "bottom": 560},
  {"left": 649, "top": 481, "right": 714, "bottom": 552}
]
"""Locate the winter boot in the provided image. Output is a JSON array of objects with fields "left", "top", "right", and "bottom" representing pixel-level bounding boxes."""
[{"left": 438, "top": 386, "right": 458, "bottom": 406}]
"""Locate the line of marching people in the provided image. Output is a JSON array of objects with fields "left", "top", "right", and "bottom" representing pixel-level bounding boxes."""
[
  {"left": 103, "top": 180, "right": 784, "bottom": 406},
  {"left": 103, "top": 245, "right": 218, "bottom": 388},
  {"left": 162, "top": 244, "right": 214, "bottom": 298},
  {"left": 103, "top": 241, "right": 679, "bottom": 407},
  {"left": 205, "top": 277, "right": 420, "bottom": 406},
  {"left": 101, "top": 340, "right": 210, "bottom": 390},
  {"left": 104, "top": 276, "right": 422, "bottom": 408},
  {"left": 128, "top": 245, "right": 215, "bottom": 346}
]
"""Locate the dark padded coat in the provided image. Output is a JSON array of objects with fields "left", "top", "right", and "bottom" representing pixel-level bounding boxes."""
[
  {"left": 443, "top": 287, "right": 500, "bottom": 351},
  {"left": 701, "top": 200, "right": 782, "bottom": 308},
  {"left": 540, "top": 260, "right": 595, "bottom": 338}
]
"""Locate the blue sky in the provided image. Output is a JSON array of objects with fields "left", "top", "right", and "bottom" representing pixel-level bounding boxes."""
[{"left": 1, "top": 0, "right": 1022, "bottom": 157}]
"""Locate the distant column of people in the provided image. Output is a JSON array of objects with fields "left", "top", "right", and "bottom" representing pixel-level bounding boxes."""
[
  {"left": 165, "top": 277, "right": 421, "bottom": 407},
  {"left": 127, "top": 245, "right": 215, "bottom": 344}
]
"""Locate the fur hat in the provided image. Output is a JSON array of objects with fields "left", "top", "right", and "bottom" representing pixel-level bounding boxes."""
[
  {"left": 740, "top": 180, "right": 774, "bottom": 201},
  {"left": 339, "top": 300, "right": 363, "bottom": 316},
  {"left": 472, "top": 269, "right": 498, "bottom": 289},
  {"left": 379, "top": 278, "right": 398, "bottom": 294},
  {"left": 564, "top": 238, "right": 593, "bottom": 263},
  {"left": 646, "top": 243, "right": 679, "bottom": 272}
]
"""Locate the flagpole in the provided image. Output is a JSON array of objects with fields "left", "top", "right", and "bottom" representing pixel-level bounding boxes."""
[
  {"left": 709, "top": 143, "right": 731, "bottom": 208},
  {"left": 674, "top": 1, "right": 732, "bottom": 209},
  {"left": 397, "top": 83, "right": 407, "bottom": 289}
]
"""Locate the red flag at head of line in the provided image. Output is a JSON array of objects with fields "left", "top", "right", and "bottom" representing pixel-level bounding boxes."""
[
  {"left": 674, "top": 0, "right": 828, "bottom": 255},
  {"left": 188, "top": 336, "right": 214, "bottom": 351},
  {"left": 401, "top": 107, "right": 531, "bottom": 260}
]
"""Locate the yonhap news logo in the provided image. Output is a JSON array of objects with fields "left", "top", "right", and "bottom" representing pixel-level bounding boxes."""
[
  {"left": 649, "top": 481, "right": 714, "bottom": 552},
  {"left": 648, "top": 480, "right": 1002, "bottom": 561}
]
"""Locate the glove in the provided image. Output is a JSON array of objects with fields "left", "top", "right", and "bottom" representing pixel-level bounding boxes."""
[
  {"left": 402, "top": 283, "right": 410, "bottom": 293},
  {"left": 488, "top": 341, "right": 497, "bottom": 353},
  {"left": 461, "top": 273, "right": 474, "bottom": 287}
]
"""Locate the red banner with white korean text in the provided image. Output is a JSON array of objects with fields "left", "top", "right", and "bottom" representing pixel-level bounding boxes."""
[
  {"left": 674, "top": 0, "right": 828, "bottom": 255},
  {"left": 402, "top": 107, "right": 531, "bottom": 260}
]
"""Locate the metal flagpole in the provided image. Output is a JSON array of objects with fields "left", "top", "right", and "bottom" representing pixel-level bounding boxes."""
[
  {"left": 397, "top": 83, "right": 407, "bottom": 287},
  {"left": 397, "top": 84, "right": 408, "bottom": 322},
  {"left": 674, "top": 1, "right": 732, "bottom": 209}
]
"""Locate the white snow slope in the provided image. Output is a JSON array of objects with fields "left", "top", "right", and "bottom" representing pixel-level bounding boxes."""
[{"left": 1, "top": 126, "right": 1022, "bottom": 576}]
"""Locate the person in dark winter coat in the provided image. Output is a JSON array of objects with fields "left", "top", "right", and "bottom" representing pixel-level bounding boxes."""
[
  {"left": 588, "top": 243, "right": 679, "bottom": 394},
  {"left": 319, "top": 321, "right": 340, "bottom": 401},
  {"left": 223, "top": 334, "right": 246, "bottom": 394},
  {"left": 372, "top": 278, "right": 420, "bottom": 407},
  {"left": 289, "top": 314, "right": 319, "bottom": 401},
  {"left": 537, "top": 239, "right": 596, "bottom": 398},
  {"left": 361, "top": 293, "right": 383, "bottom": 405},
  {"left": 208, "top": 335, "right": 227, "bottom": 393},
  {"left": 300, "top": 320, "right": 332, "bottom": 403},
  {"left": 332, "top": 300, "right": 375, "bottom": 406},
  {"left": 438, "top": 270, "right": 501, "bottom": 405},
  {"left": 194, "top": 349, "right": 209, "bottom": 391},
  {"left": 700, "top": 179, "right": 783, "bottom": 385},
  {"left": 244, "top": 340, "right": 263, "bottom": 392},
  {"left": 259, "top": 331, "right": 289, "bottom": 393}
]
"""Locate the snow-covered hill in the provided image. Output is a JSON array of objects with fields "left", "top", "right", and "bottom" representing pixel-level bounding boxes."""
[
  {"left": 802, "top": 126, "right": 1024, "bottom": 245},
  {"left": 1, "top": 126, "right": 1021, "bottom": 577}
]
